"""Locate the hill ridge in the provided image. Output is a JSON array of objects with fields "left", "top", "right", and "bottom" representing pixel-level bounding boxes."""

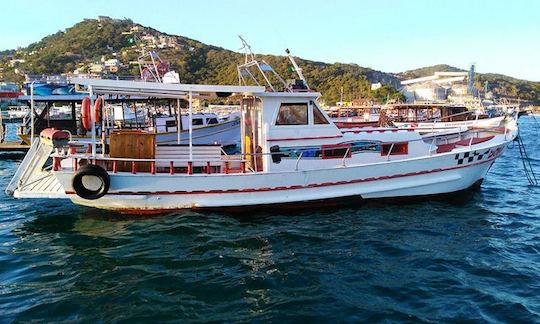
[{"left": 1, "top": 18, "right": 538, "bottom": 103}]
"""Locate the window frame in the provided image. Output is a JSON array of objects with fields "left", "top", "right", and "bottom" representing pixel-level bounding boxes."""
[
  {"left": 380, "top": 142, "right": 408, "bottom": 156},
  {"left": 275, "top": 102, "right": 309, "bottom": 126},
  {"left": 321, "top": 143, "right": 352, "bottom": 159},
  {"left": 311, "top": 101, "right": 330, "bottom": 125},
  {"left": 192, "top": 118, "right": 204, "bottom": 126}
]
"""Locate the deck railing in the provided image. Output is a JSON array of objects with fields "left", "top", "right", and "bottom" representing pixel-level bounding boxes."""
[
  {"left": 53, "top": 153, "right": 248, "bottom": 175},
  {"left": 50, "top": 123, "right": 513, "bottom": 175}
]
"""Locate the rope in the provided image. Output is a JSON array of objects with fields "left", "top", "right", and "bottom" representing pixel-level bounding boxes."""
[
  {"left": 515, "top": 131, "right": 538, "bottom": 186},
  {"left": 530, "top": 113, "right": 540, "bottom": 136}
]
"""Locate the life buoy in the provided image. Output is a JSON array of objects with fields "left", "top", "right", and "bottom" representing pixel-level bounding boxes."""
[
  {"left": 71, "top": 164, "right": 110, "bottom": 200},
  {"left": 81, "top": 97, "right": 91, "bottom": 130},
  {"left": 94, "top": 97, "right": 102, "bottom": 122}
]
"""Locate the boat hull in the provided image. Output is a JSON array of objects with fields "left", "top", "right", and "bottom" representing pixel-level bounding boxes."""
[{"left": 55, "top": 142, "right": 506, "bottom": 213}]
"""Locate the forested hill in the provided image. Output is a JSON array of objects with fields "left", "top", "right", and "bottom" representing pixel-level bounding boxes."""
[{"left": 1, "top": 18, "right": 538, "bottom": 104}]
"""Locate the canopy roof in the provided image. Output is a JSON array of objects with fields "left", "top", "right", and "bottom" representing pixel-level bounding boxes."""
[{"left": 70, "top": 78, "right": 266, "bottom": 99}]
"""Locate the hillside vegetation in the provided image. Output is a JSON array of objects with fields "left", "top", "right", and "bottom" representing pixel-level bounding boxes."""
[{"left": 1, "top": 19, "right": 538, "bottom": 104}]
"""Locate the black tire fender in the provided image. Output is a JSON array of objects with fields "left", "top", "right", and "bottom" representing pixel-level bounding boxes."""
[{"left": 72, "top": 164, "right": 110, "bottom": 200}]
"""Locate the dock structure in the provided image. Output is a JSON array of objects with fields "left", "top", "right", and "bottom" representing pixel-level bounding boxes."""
[{"left": 0, "top": 141, "right": 30, "bottom": 153}]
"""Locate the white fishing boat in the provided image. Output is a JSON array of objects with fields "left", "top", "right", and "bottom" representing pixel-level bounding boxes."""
[
  {"left": 6, "top": 105, "right": 30, "bottom": 121},
  {"left": 15, "top": 94, "right": 241, "bottom": 146},
  {"left": 388, "top": 103, "right": 506, "bottom": 132},
  {"left": 334, "top": 103, "right": 507, "bottom": 135},
  {"left": 5, "top": 74, "right": 517, "bottom": 213}
]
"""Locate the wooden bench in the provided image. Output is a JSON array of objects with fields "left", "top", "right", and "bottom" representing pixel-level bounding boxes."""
[{"left": 155, "top": 144, "right": 223, "bottom": 173}]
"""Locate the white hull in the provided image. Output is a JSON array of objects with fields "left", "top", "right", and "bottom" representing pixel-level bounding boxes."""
[{"left": 52, "top": 141, "right": 505, "bottom": 213}]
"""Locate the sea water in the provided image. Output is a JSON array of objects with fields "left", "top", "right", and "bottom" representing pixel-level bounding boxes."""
[{"left": 1, "top": 118, "right": 539, "bottom": 322}]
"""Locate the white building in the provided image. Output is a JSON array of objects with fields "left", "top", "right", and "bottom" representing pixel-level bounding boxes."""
[
  {"left": 104, "top": 59, "right": 121, "bottom": 73},
  {"left": 89, "top": 63, "right": 104, "bottom": 74},
  {"left": 400, "top": 71, "right": 469, "bottom": 103},
  {"left": 371, "top": 82, "right": 382, "bottom": 91},
  {"left": 9, "top": 59, "right": 25, "bottom": 67}
]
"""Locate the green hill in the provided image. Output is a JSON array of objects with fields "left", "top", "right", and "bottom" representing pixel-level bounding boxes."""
[
  {"left": 0, "top": 18, "right": 404, "bottom": 104},
  {"left": 1, "top": 18, "right": 538, "bottom": 104}
]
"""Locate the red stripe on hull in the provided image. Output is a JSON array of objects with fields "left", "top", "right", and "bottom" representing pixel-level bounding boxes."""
[{"left": 64, "top": 151, "right": 500, "bottom": 197}]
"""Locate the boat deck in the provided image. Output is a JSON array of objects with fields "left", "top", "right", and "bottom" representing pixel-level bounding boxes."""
[{"left": 14, "top": 172, "right": 67, "bottom": 199}]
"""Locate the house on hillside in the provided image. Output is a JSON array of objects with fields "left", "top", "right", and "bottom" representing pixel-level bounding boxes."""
[
  {"left": 104, "top": 59, "right": 121, "bottom": 73},
  {"left": 98, "top": 16, "right": 112, "bottom": 22},
  {"left": 141, "top": 35, "right": 157, "bottom": 48},
  {"left": 371, "top": 82, "right": 382, "bottom": 91},
  {"left": 89, "top": 63, "right": 104, "bottom": 74}
]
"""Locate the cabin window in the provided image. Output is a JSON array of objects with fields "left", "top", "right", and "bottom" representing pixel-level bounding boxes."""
[
  {"left": 165, "top": 120, "right": 177, "bottom": 127},
  {"left": 207, "top": 118, "right": 218, "bottom": 125},
  {"left": 321, "top": 144, "right": 351, "bottom": 159},
  {"left": 381, "top": 142, "right": 408, "bottom": 156},
  {"left": 313, "top": 105, "right": 330, "bottom": 124},
  {"left": 192, "top": 118, "right": 203, "bottom": 126},
  {"left": 276, "top": 103, "right": 308, "bottom": 125}
]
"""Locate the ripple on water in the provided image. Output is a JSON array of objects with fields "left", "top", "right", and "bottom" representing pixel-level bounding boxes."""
[{"left": 1, "top": 119, "right": 540, "bottom": 321}]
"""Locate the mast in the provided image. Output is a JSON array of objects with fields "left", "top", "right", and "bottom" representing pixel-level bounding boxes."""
[
  {"left": 239, "top": 35, "right": 256, "bottom": 64},
  {"left": 468, "top": 64, "right": 475, "bottom": 96},
  {"left": 286, "top": 48, "right": 310, "bottom": 90}
]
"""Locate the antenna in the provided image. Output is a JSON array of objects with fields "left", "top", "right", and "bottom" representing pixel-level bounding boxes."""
[{"left": 285, "top": 48, "right": 309, "bottom": 90}]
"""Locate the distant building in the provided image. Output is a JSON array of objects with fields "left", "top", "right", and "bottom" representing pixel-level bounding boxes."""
[
  {"left": 104, "top": 59, "right": 121, "bottom": 73},
  {"left": 400, "top": 70, "right": 470, "bottom": 103},
  {"left": 97, "top": 16, "right": 112, "bottom": 22},
  {"left": 157, "top": 35, "right": 178, "bottom": 48},
  {"left": 73, "top": 67, "right": 86, "bottom": 75},
  {"left": 89, "top": 63, "right": 104, "bottom": 74},
  {"left": 141, "top": 35, "right": 157, "bottom": 48},
  {"left": 9, "top": 59, "right": 25, "bottom": 67},
  {"left": 371, "top": 82, "right": 382, "bottom": 91}
]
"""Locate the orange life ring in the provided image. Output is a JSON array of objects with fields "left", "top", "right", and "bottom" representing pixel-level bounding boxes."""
[
  {"left": 94, "top": 97, "right": 102, "bottom": 122},
  {"left": 81, "top": 97, "right": 91, "bottom": 130}
]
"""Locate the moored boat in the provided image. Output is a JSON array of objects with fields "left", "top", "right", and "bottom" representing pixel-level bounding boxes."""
[{"left": 5, "top": 76, "right": 517, "bottom": 213}]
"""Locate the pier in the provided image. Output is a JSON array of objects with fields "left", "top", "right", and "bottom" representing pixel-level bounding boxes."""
[{"left": 0, "top": 141, "right": 30, "bottom": 153}]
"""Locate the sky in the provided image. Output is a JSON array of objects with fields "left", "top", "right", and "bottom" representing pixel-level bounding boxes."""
[{"left": 3, "top": 0, "right": 540, "bottom": 81}]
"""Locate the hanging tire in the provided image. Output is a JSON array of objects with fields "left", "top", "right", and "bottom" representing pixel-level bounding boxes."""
[{"left": 72, "top": 164, "right": 110, "bottom": 200}]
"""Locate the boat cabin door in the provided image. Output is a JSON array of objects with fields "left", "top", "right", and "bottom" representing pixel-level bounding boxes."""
[{"left": 241, "top": 97, "right": 263, "bottom": 171}]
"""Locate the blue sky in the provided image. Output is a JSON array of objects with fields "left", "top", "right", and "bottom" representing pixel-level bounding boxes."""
[{"left": 3, "top": 0, "right": 540, "bottom": 81}]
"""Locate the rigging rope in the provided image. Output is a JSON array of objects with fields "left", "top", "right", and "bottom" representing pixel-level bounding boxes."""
[
  {"left": 514, "top": 131, "right": 538, "bottom": 186},
  {"left": 530, "top": 113, "right": 540, "bottom": 136}
]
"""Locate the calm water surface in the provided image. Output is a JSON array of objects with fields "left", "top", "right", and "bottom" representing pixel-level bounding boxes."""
[{"left": 1, "top": 118, "right": 540, "bottom": 322}]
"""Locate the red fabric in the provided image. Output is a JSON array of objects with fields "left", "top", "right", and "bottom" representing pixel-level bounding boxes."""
[
  {"left": 436, "top": 143, "right": 456, "bottom": 153},
  {"left": 454, "top": 136, "right": 495, "bottom": 146}
]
